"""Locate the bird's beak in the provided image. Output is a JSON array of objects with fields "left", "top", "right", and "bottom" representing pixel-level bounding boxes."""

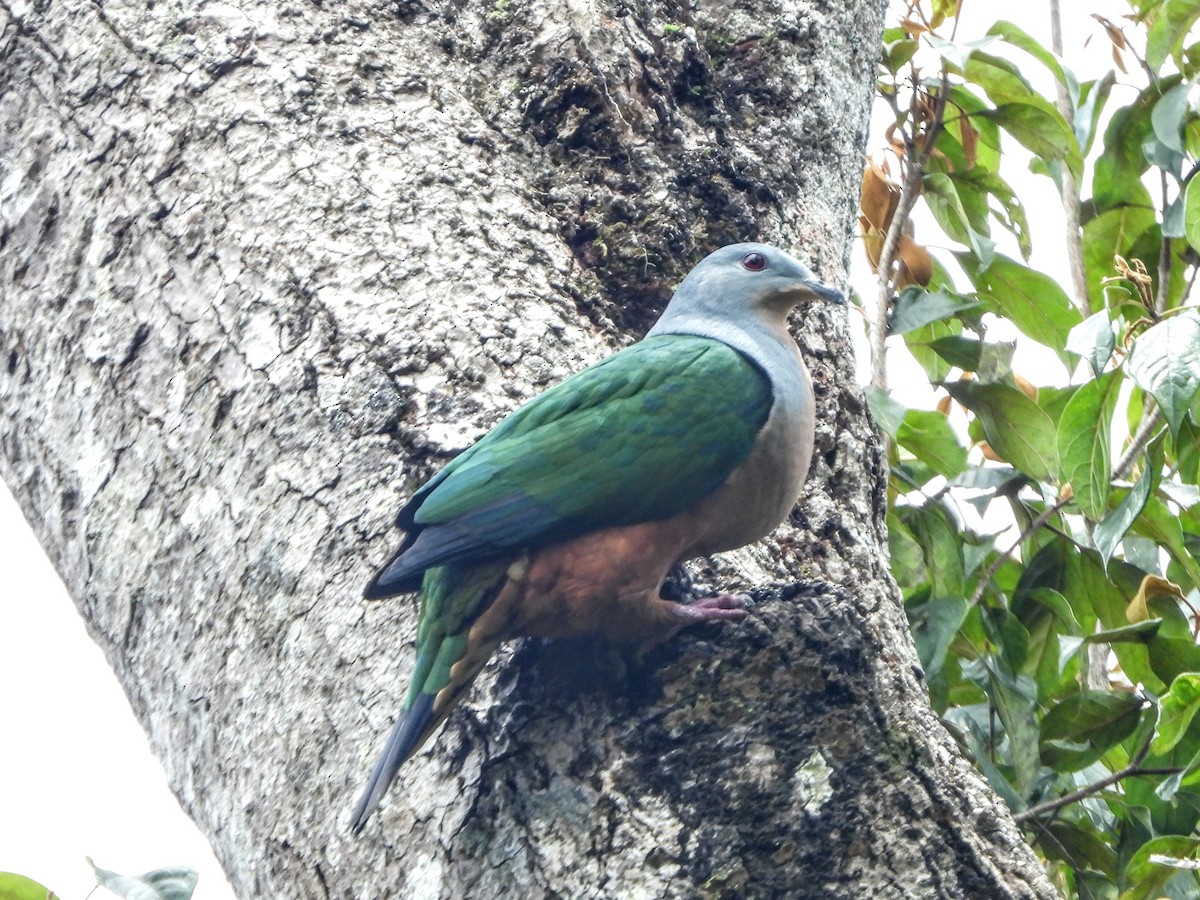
[{"left": 806, "top": 278, "right": 845, "bottom": 305}]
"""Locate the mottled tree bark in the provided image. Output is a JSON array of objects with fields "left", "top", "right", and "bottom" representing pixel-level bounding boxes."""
[{"left": 0, "top": 0, "right": 1055, "bottom": 897}]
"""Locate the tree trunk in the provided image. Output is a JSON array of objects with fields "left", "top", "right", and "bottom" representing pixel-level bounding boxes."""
[{"left": 0, "top": 0, "right": 1056, "bottom": 896}]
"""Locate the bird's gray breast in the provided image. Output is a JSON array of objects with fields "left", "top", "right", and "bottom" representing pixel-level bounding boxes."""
[{"left": 686, "top": 329, "right": 816, "bottom": 556}]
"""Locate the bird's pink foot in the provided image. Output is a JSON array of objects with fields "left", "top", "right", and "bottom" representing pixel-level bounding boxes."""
[
  {"left": 674, "top": 593, "right": 749, "bottom": 621},
  {"left": 648, "top": 593, "right": 749, "bottom": 648}
]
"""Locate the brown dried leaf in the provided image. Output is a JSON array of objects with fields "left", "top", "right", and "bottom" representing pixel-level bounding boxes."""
[
  {"left": 979, "top": 441, "right": 1003, "bottom": 462},
  {"left": 897, "top": 233, "right": 934, "bottom": 287},
  {"left": 1092, "top": 14, "right": 1129, "bottom": 72},
  {"left": 1127, "top": 575, "right": 1185, "bottom": 624},
  {"left": 861, "top": 219, "right": 884, "bottom": 273},
  {"left": 960, "top": 114, "right": 978, "bottom": 169},
  {"left": 861, "top": 161, "right": 900, "bottom": 231}
]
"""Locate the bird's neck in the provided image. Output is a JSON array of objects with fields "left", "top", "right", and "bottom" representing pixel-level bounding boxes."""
[{"left": 646, "top": 312, "right": 805, "bottom": 395}]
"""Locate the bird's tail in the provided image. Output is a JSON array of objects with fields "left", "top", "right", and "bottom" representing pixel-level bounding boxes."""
[{"left": 349, "top": 560, "right": 518, "bottom": 833}]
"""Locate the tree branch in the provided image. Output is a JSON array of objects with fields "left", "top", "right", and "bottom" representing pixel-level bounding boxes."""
[
  {"left": 1049, "top": 0, "right": 1090, "bottom": 317},
  {"left": 1113, "top": 405, "right": 1165, "bottom": 482},
  {"left": 1157, "top": 169, "right": 1172, "bottom": 315},
  {"left": 969, "top": 496, "right": 1069, "bottom": 609},
  {"left": 870, "top": 66, "right": 951, "bottom": 394},
  {"left": 1014, "top": 763, "right": 1181, "bottom": 824},
  {"left": 870, "top": 137, "right": 923, "bottom": 393}
]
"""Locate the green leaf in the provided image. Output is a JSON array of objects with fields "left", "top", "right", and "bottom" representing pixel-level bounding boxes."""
[
  {"left": 89, "top": 859, "right": 198, "bottom": 900},
  {"left": 982, "top": 662, "right": 1041, "bottom": 795},
  {"left": 888, "top": 511, "right": 928, "bottom": 592},
  {"left": 1076, "top": 72, "right": 1116, "bottom": 155},
  {"left": 1039, "top": 690, "right": 1144, "bottom": 773},
  {"left": 1067, "top": 312, "right": 1116, "bottom": 377},
  {"left": 865, "top": 385, "right": 906, "bottom": 439},
  {"left": 985, "top": 20, "right": 1078, "bottom": 103},
  {"left": 1146, "top": 633, "right": 1200, "bottom": 686},
  {"left": 1176, "top": 416, "right": 1200, "bottom": 485},
  {"left": 889, "top": 287, "right": 979, "bottom": 335},
  {"left": 908, "top": 596, "right": 969, "bottom": 677},
  {"left": 1086, "top": 619, "right": 1164, "bottom": 644},
  {"left": 950, "top": 169, "right": 1032, "bottom": 259},
  {"left": 1151, "top": 82, "right": 1194, "bottom": 154},
  {"left": 1142, "top": 130, "right": 1186, "bottom": 177},
  {"left": 944, "top": 380, "right": 1060, "bottom": 481},
  {"left": 905, "top": 316, "right": 962, "bottom": 383},
  {"left": 984, "top": 102, "right": 1084, "bottom": 182},
  {"left": 1095, "top": 431, "right": 1163, "bottom": 567},
  {"left": 1095, "top": 473, "right": 1155, "bottom": 568},
  {"left": 1059, "top": 371, "right": 1121, "bottom": 520},
  {"left": 881, "top": 31, "right": 919, "bottom": 74},
  {"left": 923, "top": 172, "right": 996, "bottom": 265},
  {"left": 1040, "top": 820, "right": 1118, "bottom": 881},
  {"left": 1092, "top": 86, "right": 1162, "bottom": 214},
  {"left": 1022, "top": 586, "right": 1084, "bottom": 636},
  {"left": 1155, "top": 743, "right": 1200, "bottom": 802},
  {"left": 962, "top": 51, "right": 1082, "bottom": 181},
  {"left": 923, "top": 338, "right": 1017, "bottom": 384},
  {"left": 926, "top": 336, "right": 985, "bottom": 372},
  {"left": 1184, "top": 174, "right": 1200, "bottom": 255},
  {"left": 941, "top": 85, "right": 1002, "bottom": 173},
  {"left": 0, "top": 872, "right": 61, "bottom": 900},
  {"left": 1123, "top": 309, "right": 1200, "bottom": 441},
  {"left": 1163, "top": 193, "right": 1188, "bottom": 239},
  {"left": 1081, "top": 205, "right": 1158, "bottom": 313},
  {"left": 1121, "top": 835, "right": 1200, "bottom": 900},
  {"left": 1146, "top": 0, "right": 1200, "bottom": 71},
  {"left": 983, "top": 605, "right": 1031, "bottom": 673},
  {"left": 957, "top": 254, "right": 1081, "bottom": 361},
  {"left": 896, "top": 409, "right": 968, "bottom": 478},
  {"left": 905, "top": 503, "right": 966, "bottom": 601},
  {"left": 1134, "top": 495, "right": 1200, "bottom": 590},
  {"left": 1153, "top": 673, "right": 1200, "bottom": 756}
]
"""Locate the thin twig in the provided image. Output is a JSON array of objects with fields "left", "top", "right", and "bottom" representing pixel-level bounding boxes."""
[
  {"left": 871, "top": 65, "right": 950, "bottom": 393},
  {"left": 1049, "top": 0, "right": 1090, "bottom": 317},
  {"left": 871, "top": 150, "right": 923, "bottom": 391},
  {"left": 1183, "top": 264, "right": 1200, "bottom": 307},
  {"left": 1015, "top": 733, "right": 1156, "bottom": 822},
  {"left": 1157, "top": 169, "right": 1172, "bottom": 315},
  {"left": 1014, "top": 764, "right": 1181, "bottom": 823},
  {"left": 1113, "top": 405, "right": 1165, "bottom": 482},
  {"left": 969, "top": 496, "right": 1069, "bottom": 608}
]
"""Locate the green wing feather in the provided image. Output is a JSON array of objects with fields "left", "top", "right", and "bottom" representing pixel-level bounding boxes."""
[{"left": 369, "top": 335, "right": 774, "bottom": 594}]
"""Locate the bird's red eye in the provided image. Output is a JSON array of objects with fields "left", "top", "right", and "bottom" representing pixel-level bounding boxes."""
[{"left": 742, "top": 251, "right": 767, "bottom": 271}]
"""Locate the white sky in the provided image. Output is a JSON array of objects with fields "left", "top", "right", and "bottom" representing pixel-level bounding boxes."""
[{"left": 0, "top": 2, "right": 1139, "bottom": 898}]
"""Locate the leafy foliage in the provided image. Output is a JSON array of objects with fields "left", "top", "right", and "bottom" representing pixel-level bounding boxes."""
[
  {"left": 0, "top": 872, "right": 60, "bottom": 900},
  {"left": 864, "top": 2, "right": 1200, "bottom": 896}
]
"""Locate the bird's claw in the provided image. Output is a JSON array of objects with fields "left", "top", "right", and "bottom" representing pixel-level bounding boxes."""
[
  {"left": 682, "top": 593, "right": 749, "bottom": 617},
  {"left": 643, "top": 593, "right": 749, "bottom": 649}
]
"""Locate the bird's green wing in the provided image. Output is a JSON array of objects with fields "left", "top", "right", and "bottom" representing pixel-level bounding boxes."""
[{"left": 367, "top": 334, "right": 772, "bottom": 595}]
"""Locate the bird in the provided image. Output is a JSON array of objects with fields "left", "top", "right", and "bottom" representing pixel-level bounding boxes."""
[{"left": 350, "top": 242, "right": 843, "bottom": 833}]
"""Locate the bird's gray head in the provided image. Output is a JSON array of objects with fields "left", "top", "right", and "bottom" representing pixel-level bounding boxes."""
[{"left": 651, "top": 243, "right": 843, "bottom": 336}]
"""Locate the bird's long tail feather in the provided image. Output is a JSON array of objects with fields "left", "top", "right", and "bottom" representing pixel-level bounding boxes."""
[
  {"left": 350, "top": 560, "right": 519, "bottom": 833},
  {"left": 349, "top": 692, "right": 437, "bottom": 834}
]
